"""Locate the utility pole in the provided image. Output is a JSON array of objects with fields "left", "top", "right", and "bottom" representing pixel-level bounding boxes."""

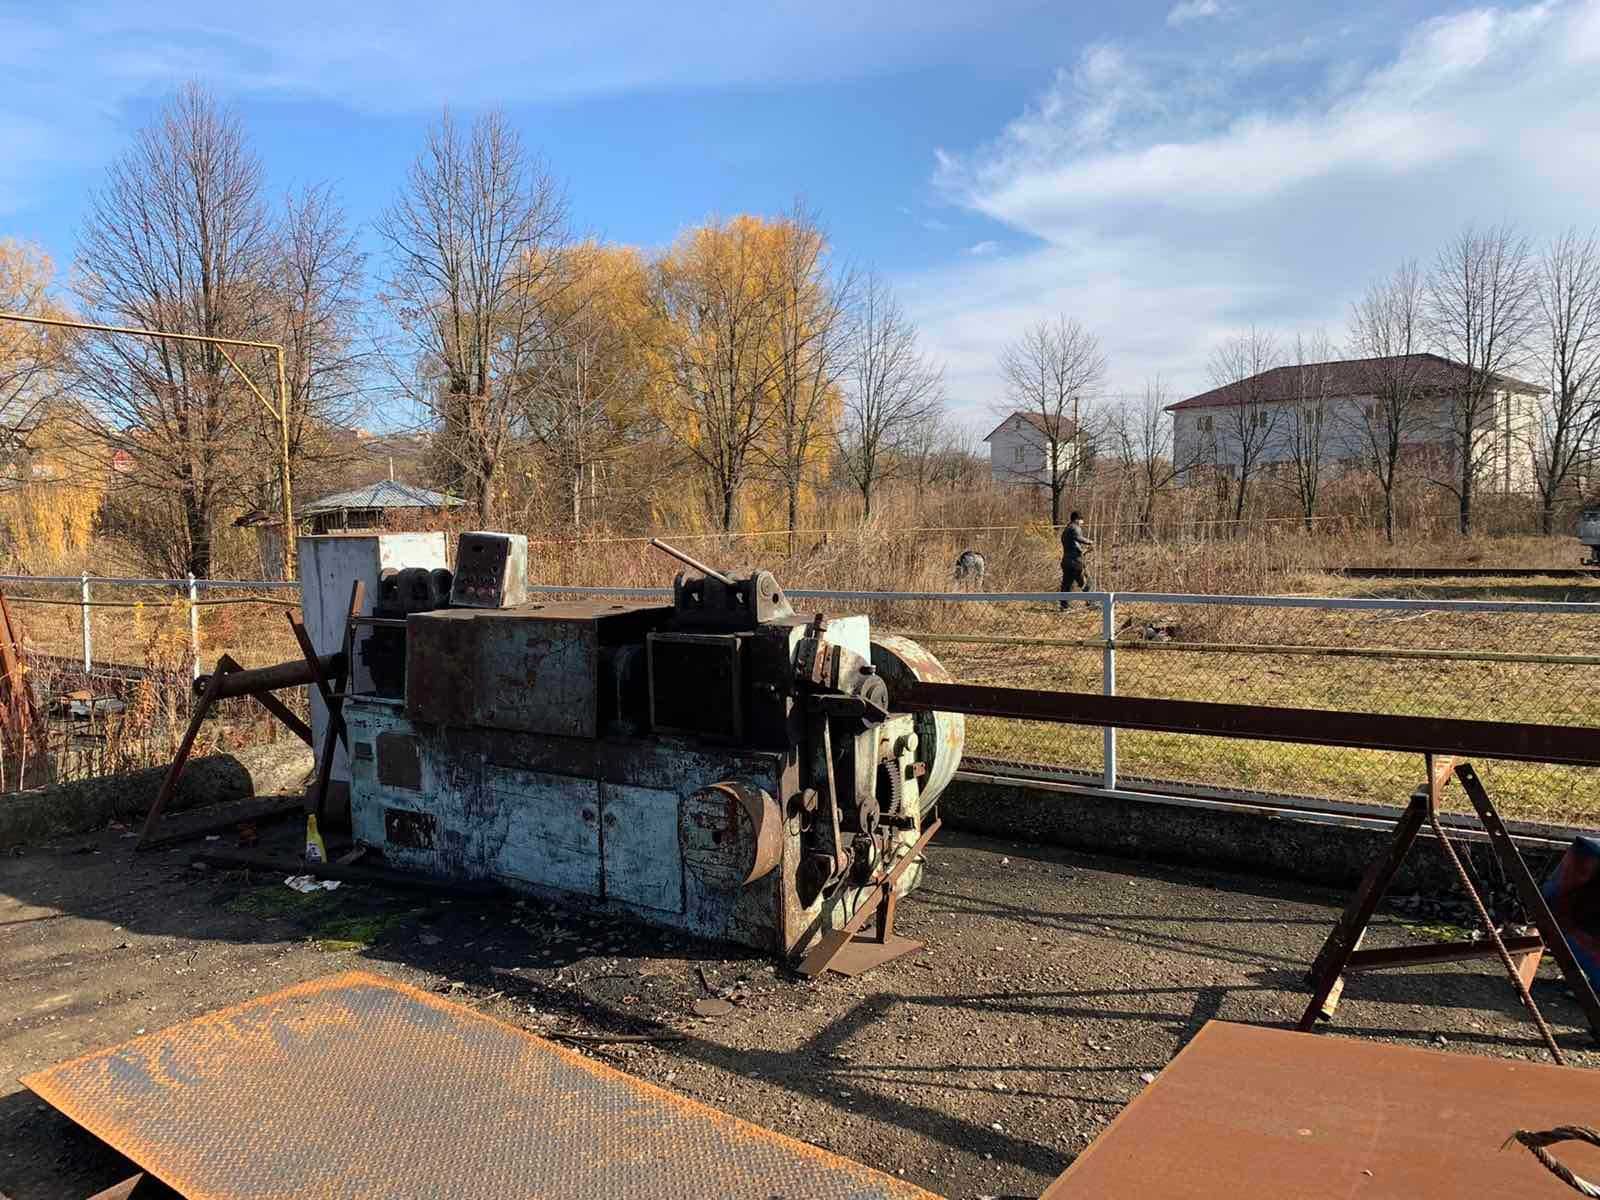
[{"left": 0, "top": 311, "right": 296, "bottom": 579}]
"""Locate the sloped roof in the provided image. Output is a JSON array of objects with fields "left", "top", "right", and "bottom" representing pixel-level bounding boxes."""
[
  {"left": 301, "top": 480, "right": 463, "bottom": 514},
  {"left": 982, "top": 411, "right": 1081, "bottom": 442},
  {"left": 1166, "top": 353, "right": 1542, "bottom": 412}
]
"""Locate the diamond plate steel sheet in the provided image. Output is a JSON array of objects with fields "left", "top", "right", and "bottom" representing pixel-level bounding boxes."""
[{"left": 22, "top": 971, "right": 939, "bottom": 1200}]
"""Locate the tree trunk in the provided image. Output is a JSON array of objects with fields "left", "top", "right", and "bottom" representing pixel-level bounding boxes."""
[
  {"left": 571, "top": 464, "right": 583, "bottom": 533},
  {"left": 1233, "top": 475, "right": 1248, "bottom": 524},
  {"left": 861, "top": 480, "right": 873, "bottom": 520},
  {"left": 787, "top": 480, "right": 799, "bottom": 558},
  {"left": 1540, "top": 496, "right": 1555, "bottom": 536},
  {"left": 1383, "top": 488, "right": 1395, "bottom": 544},
  {"left": 721, "top": 484, "right": 736, "bottom": 532},
  {"left": 1458, "top": 446, "right": 1473, "bottom": 535},
  {"left": 1049, "top": 484, "right": 1061, "bottom": 527},
  {"left": 184, "top": 490, "right": 211, "bottom": 579}
]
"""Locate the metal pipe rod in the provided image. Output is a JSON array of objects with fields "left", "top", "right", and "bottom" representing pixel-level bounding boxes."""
[
  {"left": 897, "top": 681, "right": 1600, "bottom": 768},
  {"left": 648, "top": 538, "right": 735, "bottom": 585},
  {"left": 202, "top": 653, "right": 343, "bottom": 699}
]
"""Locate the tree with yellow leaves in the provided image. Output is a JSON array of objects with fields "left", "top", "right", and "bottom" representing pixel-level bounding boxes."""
[
  {"left": 650, "top": 211, "right": 847, "bottom": 534},
  {"left": 0, "top": 238, "right": 70, "bottom": 452},
  {"left": 523, "top": 242, "right": 659, "bottom": 533}
]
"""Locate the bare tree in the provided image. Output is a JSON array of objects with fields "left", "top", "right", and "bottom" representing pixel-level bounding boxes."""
[
  {"left": 253, "top": 184, "right": 368, "bottom": 514},
  {"left": 1347, "top": 261, "right": 1432, "bottom": 543},
  {"left": 1283, "top": 332, "right": 1336, "bottom": 531},
  {"left": 71, "top": 84, "right": 275, "bottom": 577},
  {"left": 996, "top": 316, "right": 1105, "bottom": 526},
  {"left": 650, "top": 216, "right": 785, "bottom": 532},
  {"left": 1426, "top": 223, "right": 1538, "bottom": 534},
  {"left": 839, "top": 272, "right": 943, "bottom": 517},
  {"left": 377, "top": 109, "right": 569, "bottom": 524},
  {"left": 0, "top": 240, "right": 69, "bottom": 457},
  {"left": 1206, "top": 326, "right": 1281, "bottom": 525},
  {"left": 759, "top": 207, "right": 853, "bottom": 549},
  {"left": 1111, "top": 377, "right": 1197, "bottom": 538},
  {"left": 1532, "top": 228, "right": 1600, "bottom": 533}
]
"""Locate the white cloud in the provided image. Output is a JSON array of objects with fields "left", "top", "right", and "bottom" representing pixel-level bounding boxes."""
[
  {"left": 1167, "top": 0, "right": 1224, "bottom": 26},
  {"left": 915, "top": 0, "right": 1600, "bottom": 414},
  {"left": 966, "top": 240, "right": 1000, "bottom": 256}
]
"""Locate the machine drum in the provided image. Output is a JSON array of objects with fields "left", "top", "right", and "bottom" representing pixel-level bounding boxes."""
[{"left": 679, "top": 782, "right": 783, "bottom": 888}]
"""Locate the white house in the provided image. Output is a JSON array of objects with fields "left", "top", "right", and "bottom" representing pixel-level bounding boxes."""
[
  {"left": 983, "top": 411, "right": 1084, "bottom": 487},
  {"left": 1167, "top": 354, "right": 1542, "bottom": 493}
]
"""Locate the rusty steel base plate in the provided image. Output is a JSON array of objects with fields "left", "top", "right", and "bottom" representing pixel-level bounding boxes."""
[
  {"left": 1041, "top": 1020, "right": 1600, "bottom": 1198},
  {"left": 22, "top": 971, "right": 937, "bottom": 1200}
]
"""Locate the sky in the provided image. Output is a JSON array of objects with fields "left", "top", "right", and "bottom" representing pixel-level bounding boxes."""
[{"left": 3, "top": 0, "right": 1599, "bottom": 430}]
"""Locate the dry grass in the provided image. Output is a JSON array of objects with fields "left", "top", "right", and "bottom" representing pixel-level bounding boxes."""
[{"left": 2, "top": 479, "right": 1595, "bottom": 820}]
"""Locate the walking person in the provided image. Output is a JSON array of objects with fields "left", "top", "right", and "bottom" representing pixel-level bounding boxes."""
[{"left": 1059, "top": 511, "right": 1093, "bottom": 610}]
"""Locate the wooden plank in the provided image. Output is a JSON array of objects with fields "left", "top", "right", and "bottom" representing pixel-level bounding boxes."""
[
  {"left": 1344, "top": 934, "right": 1544, "bottom": 972},
  {"left": 1297, "top": 793, "right": 1427, "bottom": 1029}
]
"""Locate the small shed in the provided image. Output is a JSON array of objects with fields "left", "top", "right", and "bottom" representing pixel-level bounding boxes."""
[{"left": 299, "top": 481, "right": 463, "bottom": 535}]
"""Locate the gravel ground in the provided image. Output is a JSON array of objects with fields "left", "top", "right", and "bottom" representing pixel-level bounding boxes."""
[{"left": 3, "top": 821, "right": 1596, "bottom": 1200}]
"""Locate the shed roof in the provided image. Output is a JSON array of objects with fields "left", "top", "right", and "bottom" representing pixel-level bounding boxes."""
[{"left": 300, "top": 480, "right": 463, "bottom": 515}]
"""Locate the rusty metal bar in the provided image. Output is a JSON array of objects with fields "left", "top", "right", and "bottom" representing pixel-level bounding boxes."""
[
  {"left": 897, "top": 681, "right": 1600, "bottom": 767},
  {"left": 648, "top": 538, "right": 735, "bottom": 585},
  {"left": 893, "top": 630, "right": 1600, "bottom": 669},
  {"left": 204, "top": 653, "right": 344, "bottom": 700}
]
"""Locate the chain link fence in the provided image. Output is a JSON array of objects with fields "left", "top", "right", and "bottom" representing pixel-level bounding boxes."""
[
  {"left": 0, "top": 574, "right": 304, "bottom": 792},
  {"left": 2, "top": 573, "right": 1596, "bottom": 828},
  {"left": 878, "top": 590, "right": 1600, "bottom": 827}
]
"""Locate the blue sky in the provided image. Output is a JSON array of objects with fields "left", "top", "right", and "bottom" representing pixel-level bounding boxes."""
[{"left": 4, "top": 0, "right": 1599, "bottom": 427}]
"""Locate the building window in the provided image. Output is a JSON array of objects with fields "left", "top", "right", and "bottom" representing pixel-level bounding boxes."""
[
  {"left": 1197, "top": 415, "right": 1214, "bottom": 433},
  {"left": 1013, "top": 444, "right": 1026, "bottom": 464}
]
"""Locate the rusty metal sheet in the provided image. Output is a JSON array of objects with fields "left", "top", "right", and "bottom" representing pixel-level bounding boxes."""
[
  {"left": 23, "top": 971, "right": 939, "bottom": 1200},
  {"left": 1042, "top": 1020, "right": 1600, "bottom": 1199}
]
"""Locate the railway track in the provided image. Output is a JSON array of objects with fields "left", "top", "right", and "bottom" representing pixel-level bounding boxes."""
[{"left": 1334, "top": 565, "right": 1600, "bottom": 579}]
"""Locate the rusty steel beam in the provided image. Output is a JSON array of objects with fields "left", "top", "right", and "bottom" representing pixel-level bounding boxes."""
[
  {"left": 203, "top": 653, "right": 344, "bottom": 700},
  {"left": 896, "top": 682, "right": 1600, "bottom": 768}
]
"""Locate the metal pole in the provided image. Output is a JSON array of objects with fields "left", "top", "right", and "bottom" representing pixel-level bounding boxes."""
[
  {"left": 187, "top": 573, "right": 201, "bottom": 680},
  {"left": 80, "top": 572, "right": 92, "bottom": 672},
  {"left": 275, "top": 346, "right": 294, "bottom": 581},
  {"left": 1102, "top": 592, "right": 1117, "bottom": 790},
  {"left": 0, "top": 310, "right": 296, "bottom": 580}
]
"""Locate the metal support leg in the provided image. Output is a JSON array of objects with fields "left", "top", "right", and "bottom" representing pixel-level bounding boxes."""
[
  {"left": 1455, "top": 762, "right": 1600, "bottom": 1045},
  {"left": 1102, "top": 593, "right": 1117, "bottom": 790}
]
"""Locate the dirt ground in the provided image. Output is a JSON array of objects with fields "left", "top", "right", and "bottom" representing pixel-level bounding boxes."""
[{"left": 4, "top": 819, "right": 1597, "bottom": 1200}]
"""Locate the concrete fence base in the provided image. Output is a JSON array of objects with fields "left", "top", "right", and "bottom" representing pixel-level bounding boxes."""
[{"left": 941, "top": 770, "right": 1573, "bottom": 898}]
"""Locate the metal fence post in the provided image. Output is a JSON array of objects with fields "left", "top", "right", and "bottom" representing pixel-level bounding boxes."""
[
  {"left": 1102, "top": 592, "right": 1117, "bottom": 789},
  {"left": 80, "top": 571, "right": 92, "bottom": 672},
  {"left": 187, "top": 573, "right": 201, "bottom": 679}
]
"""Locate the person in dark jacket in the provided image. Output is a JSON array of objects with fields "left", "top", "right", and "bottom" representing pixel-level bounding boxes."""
[{"left": 1059, "top": 511, "right": 1093, "bottom": 609}]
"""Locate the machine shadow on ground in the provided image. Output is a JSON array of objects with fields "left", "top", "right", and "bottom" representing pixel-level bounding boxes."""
[{"left": 3, "top": 824, "right": 1594, "bottom": 1200}]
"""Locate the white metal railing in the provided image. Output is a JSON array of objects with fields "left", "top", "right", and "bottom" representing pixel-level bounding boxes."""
[
  {"left": 1, "top": 573, "right": 1592, "bottom": 792},
  {"left": 523, "top": 582, "right": 1599, "bottom": 791},
  {"left": 0, "top": 572, "right": 297, "bottom": 677}
]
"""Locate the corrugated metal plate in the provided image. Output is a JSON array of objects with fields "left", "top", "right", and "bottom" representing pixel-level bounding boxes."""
[{"left": 23, "top": 971, "right": 939, "bottom": 1200}]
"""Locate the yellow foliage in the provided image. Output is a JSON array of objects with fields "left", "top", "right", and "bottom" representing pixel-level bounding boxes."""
[{"left": 651, "top": 214, "right": 844, "bottom": 531}]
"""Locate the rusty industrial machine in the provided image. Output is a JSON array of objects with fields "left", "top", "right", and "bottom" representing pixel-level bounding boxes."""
[{"left": 321, "top": 532, "right": 963, "bottom": 970}]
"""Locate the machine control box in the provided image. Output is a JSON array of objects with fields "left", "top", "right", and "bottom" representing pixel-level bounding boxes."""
[{"left": 450, "top": 532, "right": 528, "bottom": 609}]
